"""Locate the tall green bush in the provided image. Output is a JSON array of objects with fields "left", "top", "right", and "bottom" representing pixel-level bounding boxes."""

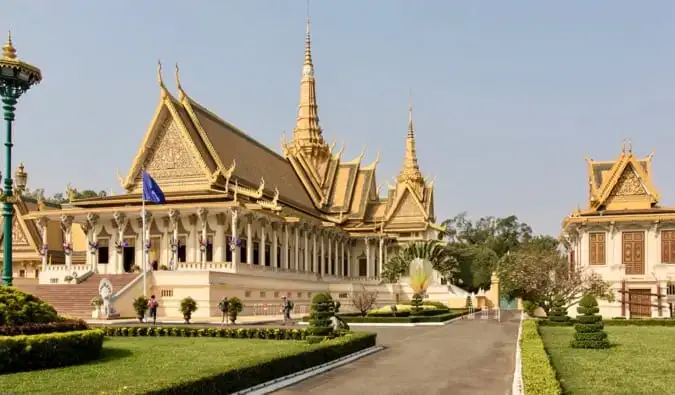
[
  {"left": 228, "top": 297, "right": 243, "bottom": 324},
  {"left": 132, "top": 296, "right": 149, "bottom": 323},
  {"left": 307, "top": 293, "right": 336, "bottom": 342},
  {"left": 571, "top": 294, "right": 610, "bottom": 349},
  {"left": 0, "top": 286, "right": 59, "bottom": 325},
  {"left": 547, "top": 296, "right": 570, "bottom": 325},
  {"left": 180, "top": 297, "right": 198, "bottom": 324}
]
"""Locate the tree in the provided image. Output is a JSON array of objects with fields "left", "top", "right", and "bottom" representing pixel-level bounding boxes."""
[
  {"left": 571, "top": 294, "right": 610, "bottom": 349},
  {"left": 496, "top": 243, "right": 613, "bottom": 314},
  {"left": 440, "top": 213, "right": 533, "bottom": 292},
  {"left": 410, "top": 266, "right": 431, "bottom": 314},
  {"left": 349, "top": 284, "right": 378, "bottom": 316},
  {"left": 381, "top": 240, "right": 461, "bottom": 285}
]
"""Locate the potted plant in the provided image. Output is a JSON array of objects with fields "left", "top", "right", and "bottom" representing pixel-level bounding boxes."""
[
  {"left": 91, "top": 296, "right": 103, "bottom": 318},
  {"left": 39, "top": 244, "right": 49, "bottom": 256},
  {"left": 131, "top": 264, "right": 141, "bottom": 273},
  {"left": 64, "top": 275, "right": 74, "bottom": 284},
  {"left": 180, "top": 297, "right": 198, "bottom": 324},
  {"left": 62, "top": 242, "right": 72, "bottom": 256},
  {"left": 89, "top": 241, "right": 99, "bottom": 255},
  {"left": 133, "top": 295, "right": 149, "bottom": 323},
  {"left": 159, "top": 264, "right": 169, "bottom": 271},
  {"left": 115, "top": 240, "right": 128, "bottom": 254},
  {"left": 228, "top": 297, "right": 243, "bottom": 324}
]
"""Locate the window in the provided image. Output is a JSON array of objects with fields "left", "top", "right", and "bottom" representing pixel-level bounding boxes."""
[
  {"left": 662, "top": 231, "right": 675, "bottom": 263},
  {"left": 244, "top": 291, "right": 251, "bottom": 298},
  {"left": 297, "top": 292, "right": 302, "bottom": 298},
  {"left": 252, "top": 241, "right": 260, "bottom": 265},
  {"left": 240, "top": 240, "right": 248, "bottom": 263},
  {"left": 160, "top": 289, "right": 173, "bottom": 297},
  {"left": 205, "top": 235, "right": 213, "bottom": 262},
  {"left": 260, "top": 291, "right": 266, "bottom": 298},
  {"left": 98, "top": 246, "right": 109, "bottom": 264},
  {"left": 589, "top": 232, "right": 606, "bottom": 265},
  {"left": 19, "top": 270, "right": 25, "bottom": 278},
  {"left": 338, "top": 293, "right": 348, "bottom": 299}
]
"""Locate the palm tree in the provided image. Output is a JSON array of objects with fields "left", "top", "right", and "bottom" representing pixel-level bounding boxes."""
[{"left": 382, "top": 240, "right": 461, "bottom": 285}]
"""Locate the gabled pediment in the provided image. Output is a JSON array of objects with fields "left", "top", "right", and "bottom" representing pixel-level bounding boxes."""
[
  {"left": 591, "top": 152, "right": 659, "bottom": 211},
  {"left": 123, "top": 93, "right": 217, "bottom": 193},
  {"left": 385, "top": 184, "right": 428, "bottom": 224},
  {"left": 0, "top": 199, "right": 42, "bottom": 253}
]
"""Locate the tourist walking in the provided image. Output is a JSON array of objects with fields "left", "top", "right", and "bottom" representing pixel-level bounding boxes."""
[
  {"left": 282, "top": 296, "right": 293, "bottom": 325},
  {"left": 147, "top": 295, "right": 159, "bottom": 325}
]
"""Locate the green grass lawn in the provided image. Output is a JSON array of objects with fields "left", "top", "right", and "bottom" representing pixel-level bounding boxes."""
[
  {"left": 0, "top": 337, "right": 325, "bottom": 394},
  {"left": 540, "top": 326, "right": 675, "bottom": 395}
]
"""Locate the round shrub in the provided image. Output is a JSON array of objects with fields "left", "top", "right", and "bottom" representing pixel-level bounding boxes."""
[
  {"left": 0, "top": 286, "right": 59, "bottom": 326},
  {"left": 571, "top": 294, "right": 610, "bottom": 349},
  {"left": 180, "top": 297, "right": 198, "bottom": 324},
  {"left": 0, "top": 329, "right": 104, "bottom": 373},
  {"left": 307, "top": 292, "right": 335, "bottom": 340}
]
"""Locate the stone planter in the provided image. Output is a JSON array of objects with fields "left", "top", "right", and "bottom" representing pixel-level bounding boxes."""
[{"left": 92, "top": 308, "right": 101, "bottom": 319}]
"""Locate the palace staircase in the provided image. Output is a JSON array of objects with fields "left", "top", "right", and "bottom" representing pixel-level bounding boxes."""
[{"left": 15, "top": 273, "right": 138, "bottom": 320}]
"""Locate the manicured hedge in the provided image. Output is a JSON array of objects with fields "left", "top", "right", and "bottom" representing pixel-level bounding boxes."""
[
  {"left": 98, "top": 325, "right": 307, "bottom": 340},
  {"left": 0, "top": 329, "right": 104, "bottom": 373},
  {"left": 0, "top": 319, "right": 88, "bottom": 336},
  {"left": 538, "top": 318, "right": 675, "bottom": 327},
  {"left": 144, "top": 332, "right": 377, "bottom": 394},
  {"left": 520, "top": 320, "right": 562, "bottom": 395},
  {"left": 366, "top": 308, "right": 450, "bottom": 318}
]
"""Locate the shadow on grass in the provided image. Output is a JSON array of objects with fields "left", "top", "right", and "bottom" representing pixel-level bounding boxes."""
[{"left": 86, "top": 347, "right": 134, "bottom": 366}]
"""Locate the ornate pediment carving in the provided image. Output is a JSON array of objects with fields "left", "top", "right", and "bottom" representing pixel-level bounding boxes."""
[
  {"left": 143, "top": 119, "right": 204, "bottom": 180},
  {"left": 609, "top": 165, "right": 646, "bottom": 197},
  {"left": 11, "top": 217, "right": 28, "bottom": 246}
]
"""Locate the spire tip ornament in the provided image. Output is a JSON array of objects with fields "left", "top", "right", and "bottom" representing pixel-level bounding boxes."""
[{"left": 3, "top": 31, "right": 16, "bottom": 60}]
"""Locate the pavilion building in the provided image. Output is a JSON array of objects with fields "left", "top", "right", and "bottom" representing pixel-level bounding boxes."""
[{"left": 3, "top": 20, "right": 448, "bottom": 319}]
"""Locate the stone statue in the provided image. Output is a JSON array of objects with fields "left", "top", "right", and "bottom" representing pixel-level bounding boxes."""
[{"left": 98, "top": 278, "right": 115, "bottom": 318}]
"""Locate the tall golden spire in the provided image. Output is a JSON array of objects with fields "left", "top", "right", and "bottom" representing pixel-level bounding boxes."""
[
  {"left": 397, "top": 94, "right": 425, "bottom": 188},
  {"left": 290, "top": 6, "right": 329, "bottom": 159},
  {"left": 3, "top": 31, "right": 17, "bottom": 60}
]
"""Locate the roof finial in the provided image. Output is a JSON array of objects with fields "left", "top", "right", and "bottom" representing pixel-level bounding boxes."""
[
  {"left": 304, "top": 0, "right": 313, "bottom": 68},
  {"left": 3, "top": 31, "right": 16, "bottom": 60},
  {"left": 408, "top": 88, "right": 414, "bottom": 137},
  {"left": 175, "top": 63, "right": 185, "bottom": 100},
  {"left": 627, "top": 138, "right": 633, "bottom": 153}
]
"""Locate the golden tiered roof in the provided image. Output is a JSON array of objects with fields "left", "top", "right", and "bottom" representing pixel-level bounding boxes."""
[{"left": 63, "top": 16, "right": 438, "bottom": 235}]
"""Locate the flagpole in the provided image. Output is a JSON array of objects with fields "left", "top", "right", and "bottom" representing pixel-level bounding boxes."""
[{"left": 142, "top": 168, "right": 148, "bottom": 298}]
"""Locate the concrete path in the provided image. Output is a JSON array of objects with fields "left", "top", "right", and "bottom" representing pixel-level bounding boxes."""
[{"left": 273, "top": 310, "right": 521, "bottom": 395}]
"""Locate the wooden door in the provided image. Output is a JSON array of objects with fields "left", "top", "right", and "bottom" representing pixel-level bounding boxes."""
[
  {"left": 629, "top": 289, "right": 651, "bottom": 318},
  {"left": 623, "top": 232, "right": 645, "bottom": 275}
]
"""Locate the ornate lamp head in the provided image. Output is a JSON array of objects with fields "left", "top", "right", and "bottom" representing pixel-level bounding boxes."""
[
  {"left": 0, "top": 32, "right": 42, "bottom": 99},
  {"left": 14, "top": 161, "right": 26, "bottom": 193}
]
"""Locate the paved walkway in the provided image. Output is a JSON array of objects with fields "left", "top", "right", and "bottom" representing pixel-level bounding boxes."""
[
  {"left": 87, "top": 313, "right": 304, "bottom": 326},
  {"left": 273, "top": 310, "right": 521, "bottom": 395}
]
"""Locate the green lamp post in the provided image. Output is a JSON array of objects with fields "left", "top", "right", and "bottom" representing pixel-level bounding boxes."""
[{"left": 0, "top": 32, "right": 42, "bottom": 286}]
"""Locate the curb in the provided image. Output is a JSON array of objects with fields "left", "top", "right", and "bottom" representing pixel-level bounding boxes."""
[
  {"left": 232, "top": 345, "right": 384, "bottom": 394},
  {"left": 511, "top": 311, "right": 525, "bottom": 395}
]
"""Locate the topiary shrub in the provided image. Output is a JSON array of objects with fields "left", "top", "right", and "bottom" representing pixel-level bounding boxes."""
[
  {"left": 180, "top": 297, "right": 198, "bottom": 324},
  {"left": 227, "top": 297, "right": 243, "bottom": 324},
  {"left": 0, "top": 286, "right": 59, "bottom": 326},
  {"left": 411, "top": 293, "right": 424, "bottom": 315},
  {"left": 465, "top": 295, "right": 473, "bottom": 310},
  {"left": 307, "top": 292, "right": 336, "bottom": 342},
  {"left": 571, "top": 294, "right": 610, "bottom": 349},
  {"left": 548, "top": 296, "right": 570, "bottom": 325},
  {"left": 132, "top": 296, "right": 149, "bottom": 323}
]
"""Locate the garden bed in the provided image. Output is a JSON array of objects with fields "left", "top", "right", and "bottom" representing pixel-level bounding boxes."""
[
  {"left": 539, "top": 326, "right": 675, "bottom": 394},
  {"left": 0, "top": 332, "right": 377, "bottom": 394}
]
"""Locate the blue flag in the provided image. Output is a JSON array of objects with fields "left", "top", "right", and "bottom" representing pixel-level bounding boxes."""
[{"left": 142, "top": 171, "right": 166, "bottom": 204}]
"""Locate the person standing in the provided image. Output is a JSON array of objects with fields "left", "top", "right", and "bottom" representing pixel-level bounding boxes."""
[
  {"left": 282, "top": 296, "right": 293, "bottom": 325},
  {"left": 147, "top": 295, "right": 159, "bottom": 325}
]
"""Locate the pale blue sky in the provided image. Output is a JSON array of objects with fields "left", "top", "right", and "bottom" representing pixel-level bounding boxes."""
[{"left": 3, "top": 1, "right": 675, "bottom": 236}]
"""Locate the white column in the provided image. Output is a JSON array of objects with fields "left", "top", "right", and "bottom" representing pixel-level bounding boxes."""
[
  {"left": 312, "top": 231, "right": 318, "bottom": 273},
  {"left": 86, "top": 213, "right": 100, "bottom": 272},
  {"left": 340, "top": 240, "right": 345, "bottom": 277},
  {"left": 320, "top": 233, "right": 325, "bottom": 275},
  {"left": 38, "top": 217, "right": 48, "bottom": 271},
  {"left": 294, "top": 225, "right": 300, "bottom": 271},
  {"left": 327, "top": 235, "right": 332, "bottom": 275},
  {"left": 260, "top": 220, "right": 267, "bottom": 266},
  {"left": 230, "top": 209, "right": 240, "bottom": 267},
  {"left": 283, "top": 224, "right": 290, "bottom": 269},
  {"left": 365, "top": 237, "right": 371, "bottom": 278},
  {"left": 197, "top": 208, "right": 208, "bottom": 265},
  {"left": 246, "top": 216, "right": 253, "bottom": 265},
  {"left": 304, "top": 228, "right": 309, "bottom": 272},
  {"left": 334, "top": 239, "right": 339, "bottom": 276},
  {"left": 60, "top": 215, "right": 74, "bottom": 270},
  {"left": 347, "top": 240, "right": 352, "bottom": 277},
  {"left": 169, "top": 210, "right": 180, "bottom": 269},
  {"left": 379, "top": 237, "right": 384, "bottom": 277},
  {"left": 272, "top": 223, "right": 278, "bottom": 267},
  {"left": 215, "top": 213, "right": 225, "bottom": 262}
]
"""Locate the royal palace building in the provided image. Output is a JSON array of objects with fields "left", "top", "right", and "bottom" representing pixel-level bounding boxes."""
[
  {"left": 2, "top": 20, "right": 450, "bottom": 319},
  {"left": 563, "top": 141, "right": 675, "bottom": 318}
]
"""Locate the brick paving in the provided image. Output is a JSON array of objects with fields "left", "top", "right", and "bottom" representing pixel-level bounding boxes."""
[{"left": 273, "top": 310, "right": 521, "bottom": 395}]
